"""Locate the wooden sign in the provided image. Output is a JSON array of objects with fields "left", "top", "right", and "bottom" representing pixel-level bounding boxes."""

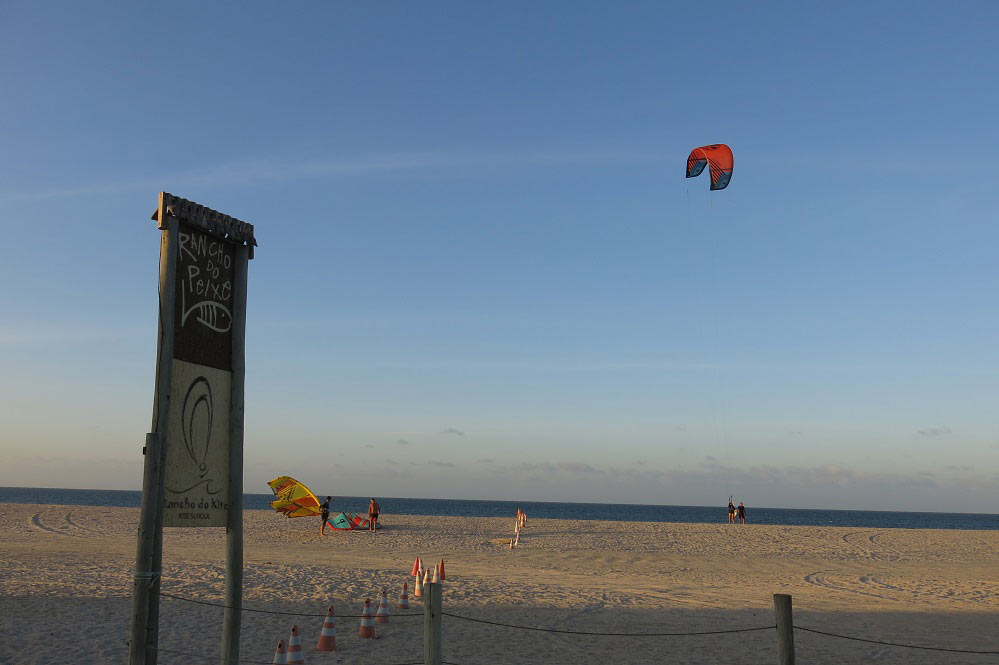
[{"left": 156, "top": 197, "right": 255, "bottom": 527}]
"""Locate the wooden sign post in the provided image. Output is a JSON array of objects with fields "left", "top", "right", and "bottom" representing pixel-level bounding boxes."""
[{"left": 130, "top": 193, "right": 256, "bottom": 665}]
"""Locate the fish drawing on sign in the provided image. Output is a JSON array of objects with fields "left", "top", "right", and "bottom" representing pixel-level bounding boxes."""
[
  {"left": 181, "top": 290, "right": 232, "bottom": 333},
  {"left": 166, "top": 376, "right": 223, "bottom": 495}
]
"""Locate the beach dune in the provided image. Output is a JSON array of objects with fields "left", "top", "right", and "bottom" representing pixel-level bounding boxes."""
[{"left": 0, "top": 503, "right": 996, "bottom": 664}]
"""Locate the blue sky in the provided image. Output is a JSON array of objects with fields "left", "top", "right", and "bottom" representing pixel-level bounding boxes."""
[{"left": 2, "top": 2, "right": 997, "bottom": 511}]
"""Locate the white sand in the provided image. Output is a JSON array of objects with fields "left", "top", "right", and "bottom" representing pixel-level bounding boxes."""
[{"left": 0, "top": 503, "right": 996, "bottom": 664}]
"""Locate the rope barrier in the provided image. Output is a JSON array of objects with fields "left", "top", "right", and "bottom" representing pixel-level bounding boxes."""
[
  {"left": 156, "top": 590, "right": 423, "bottom": 618},
  {"left": 150, "top": 643, "right": 422, "bottom": 665},
  {"left": 150, "top": 590, "right": 999, "bottom": 654},
  {"left": 443, "top": 612, "right": 775, "bottom": 637},
  {"left": 795, "top": 626, "right": 999, "bottom": 655}
]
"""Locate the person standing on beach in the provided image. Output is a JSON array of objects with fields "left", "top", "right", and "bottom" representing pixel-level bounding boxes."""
[
  {"left": 368, "top": 498, "right": 380, "bottom": 532},
  {"left": 727, "top": 499, "right": 736, "bottom": 523},
  {"left": 320, "top": 496, "right": 331, "bottom": 534},
  {"left": 737, "top": 501, "right": 746, "bottom": 524}
]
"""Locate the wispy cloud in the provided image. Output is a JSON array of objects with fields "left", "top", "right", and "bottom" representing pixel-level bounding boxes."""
[
  {"left": 395, "top": 439, "right": 410, "bottom": 446},
  {"left": 4, "top": 147, "right": 657, "bottom": 202},
  {"left": 428, "top": 460, "right": 456, "bottom": 468},
  {"left": 441, "top": 428, "right": 464, "bottom": 437},
  {"left": 0, "top": 325, "right": 135, "bottom": 346},
  {"left": 917, "top": 426, "right": 952, "bottom": 437}
]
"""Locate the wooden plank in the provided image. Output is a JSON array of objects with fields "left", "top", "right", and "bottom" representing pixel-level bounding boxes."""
[{"left": 220, "top": 243, "right": 249, "bottom": 664}]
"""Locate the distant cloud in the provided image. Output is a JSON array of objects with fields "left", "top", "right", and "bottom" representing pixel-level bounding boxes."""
[
  {"left": 477, "top": 458, "right": 494, "bottom": 464},
  {"left": 917, "top": 427, "right": 952, "bottom": 437},
  {"left": 364, "top": 444, "right": 376, "bottom": 449},
  {"left": 396, "top": 439, "right": 410, "bottom": 446},
  {"left": 636, "top": 460, "right": 646, "bottom": 466},
  {"left": 704, "top": 455, "right": 718, "bottom": 463},
  {"left": 441, "top": 428, "right": 464, "bottom": 437},
  {"left": 788, "top": 430, "right": 803, "bottom": 436},
  {"left": 384, "top": 459, "right": 400, "bottom": 466},
  {"left": 0, "top": 325, "right": 134, "bottom": 346},
  {"left": 4, "top": 147, "right": 656, "bottom": 202},
  {"left": 428, "top": 460, "right": 456, "bottom": 468}
]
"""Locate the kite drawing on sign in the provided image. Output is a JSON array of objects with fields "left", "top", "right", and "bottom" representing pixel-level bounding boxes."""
[
  {"left": 166, "top": 376, "right": 223, "bottom": 494},
  {"left": 686, "top": 144, "right": 733, "bottom": 190}
]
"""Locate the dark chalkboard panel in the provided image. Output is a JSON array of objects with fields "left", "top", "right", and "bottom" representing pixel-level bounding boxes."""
[{"left": 173, "top": 222, "right": 235, "bottom": 371}]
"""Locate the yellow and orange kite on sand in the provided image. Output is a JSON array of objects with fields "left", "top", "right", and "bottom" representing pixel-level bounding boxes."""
[{"left": 267, "top": 476, "right": 322, "bottom": 518}]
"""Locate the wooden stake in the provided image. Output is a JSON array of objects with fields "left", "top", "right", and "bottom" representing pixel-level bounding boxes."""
[
  {"left": 423, "top": 582, "right": 443, "bottom": 665},
  {"left": 774, "top": 593, "right": 795, "bottom": 665}
]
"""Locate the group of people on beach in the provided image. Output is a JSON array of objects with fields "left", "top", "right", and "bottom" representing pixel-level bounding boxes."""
[
  {"left": 727, "top": 498, "right": 747, "bottom": 524},
  {"left": 319, "top": 497, "right": 380, "bottom": 534}
]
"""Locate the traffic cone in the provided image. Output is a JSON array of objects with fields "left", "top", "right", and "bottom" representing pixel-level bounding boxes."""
[
  {"left": 414, "top": 568, "right": 424, "bottom": 598},
  {"left": 410, "top": 556, "right": 421, "bottom": 576},
  {"left": 431, "top": 565, "right": 439, "bottom": 585},
  {"left": 286, "top": 625, "right": 305, "bottom": 665},
  {"left": 358, "top": 598, "right": 377, "bottom": 639},
  {"left": 508, "top": 537, "right": 514, "bottom": 550},
  {"left": 316, "top": 606, "right": 337, "bottom": 652},
  {"left": 376, "top": 589, "right": 390, "bottom": 624},
  {"left": 514, "top": 531, "right": 520, "bottom": 547},
  {"left": 398, "top": 582, "right": 410, "bottom": 609},
  {"left": 438, "top": 559, "right": 446, "bottom": 581},
  {"left": 272, "top": 639, "right": 287, "bottom": 665},
  {"left": 422, "top": 567, "right": 432, "bottom": 590}
]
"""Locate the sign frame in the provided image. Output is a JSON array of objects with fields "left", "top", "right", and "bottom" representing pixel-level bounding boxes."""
[{"left": 129, "top": 193, "right": 255, "bottom": 665}]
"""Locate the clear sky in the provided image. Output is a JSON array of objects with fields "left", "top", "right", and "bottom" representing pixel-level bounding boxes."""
[{"left": 2, "top": 2, "right": 997, "bottom": 512}]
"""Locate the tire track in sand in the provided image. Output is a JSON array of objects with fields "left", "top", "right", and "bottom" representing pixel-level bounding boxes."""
[{"left": 30, "top": 510, "right": 101, "bottom": 538}]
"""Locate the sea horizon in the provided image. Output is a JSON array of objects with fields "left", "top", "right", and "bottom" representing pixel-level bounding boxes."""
[{"left": 3, "top": 486, "right": 997, "bottom": 531}]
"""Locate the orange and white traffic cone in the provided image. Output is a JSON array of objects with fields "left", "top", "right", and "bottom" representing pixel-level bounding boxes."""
[
  {"left": 316, "top": 606, "right": 337, "bottom": 652},
  {"left": 513, "top": 531, "right": 520, "bottom": 547},
  {"left": 431, "top": 565, "right": 439, "bottom": 585},
  {"left": 437, "top": 559, "right": 446, "bottom": 581},
  {"left": 398, "top": 582, "right": 410, "bottom": 609},
  {"left": 375, "top": 589, "right": 390, "bottom": 624},
  {"left": 422, "top": 567, "right": 432, "bottom": 590},
  {"left": 414, "top": 568, "right": 424, "bottom": 598},
  {"left": 410, "top": 556, "right": 421, "bottom": 576},
  {"left": 358, "top": 598, "right": 377, "bottom": 639},
  {"left": 286, "top": 625, "right": 305, "bottom": 665},
  {"left": 272, "top": 639, "right": 287, "bottom": 665},
  {"left": 508, "top": 537, "right": 514, "bottom": 550}
]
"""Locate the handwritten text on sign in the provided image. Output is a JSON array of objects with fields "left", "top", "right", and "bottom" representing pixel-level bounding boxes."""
[
  {"left": 164, "top": 223, "right": 237, "bottom": 526},
  {"left": 173, "top": 224, "right": 235, "bottom": 371}
]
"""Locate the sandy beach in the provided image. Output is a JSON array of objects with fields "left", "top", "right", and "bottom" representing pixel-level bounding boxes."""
[{"left": 0, "top": 503, "right": 996, "bottom": 664}]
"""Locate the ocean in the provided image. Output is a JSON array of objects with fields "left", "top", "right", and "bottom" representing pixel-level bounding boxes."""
[{"left": 1, "top": 486, "right": 996, "bottom": 531}]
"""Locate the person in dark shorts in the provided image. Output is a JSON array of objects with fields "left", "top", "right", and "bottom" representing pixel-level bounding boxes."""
[
  {"left": 320, "top": 496, "right": 331, "bottom": 534},
  {"left": 368, "top": 498, "right": 380, "bottom": 532},
  {"left": 727, "top": 499, "right": 736, "bottom": 523},
  {"left": 737, "top": 501, "right": 746, "bottom": 524}
]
